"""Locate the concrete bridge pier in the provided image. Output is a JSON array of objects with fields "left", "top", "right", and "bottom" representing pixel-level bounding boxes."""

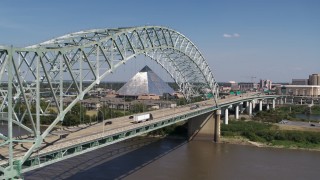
[
  {"left": 188, "top": 110, "right": 221, "bottom": 142},
  {"left": 249, "top": 101, "right": 253, "bottom": 116},
  {"left": 265, "top": 99, "right": 269, "bottom": 110},
  {"left": 272, "top": 99, "right": 276, "bottom": 109},
  {"left": 224, "top": 108, "right": 229, "bottom": 125},
  {"left": 259, "top": 100, "right": 263, "bottom": 111},
  {"left": 214, "top": 109, "right": 221, "bottom": 142},
  {"left": 235, "top": 105, "right": 239, "bottom": 120},
  {"left": 246, "top": 101, "right": 250, "bottom": 114}
]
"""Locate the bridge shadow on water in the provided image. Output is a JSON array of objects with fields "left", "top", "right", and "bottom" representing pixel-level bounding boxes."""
[{"left": 24, "top": 136, "right": 187, "bottom": 180}]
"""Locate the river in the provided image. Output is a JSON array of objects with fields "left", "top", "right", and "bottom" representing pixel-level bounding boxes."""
[{"left": 24, "top": 137, "right": 320, "bottom": 180}]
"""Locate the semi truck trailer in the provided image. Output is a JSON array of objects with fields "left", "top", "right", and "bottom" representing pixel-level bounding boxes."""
[{"left": 131, "top": 113, "right": 153, "bottom": 123}]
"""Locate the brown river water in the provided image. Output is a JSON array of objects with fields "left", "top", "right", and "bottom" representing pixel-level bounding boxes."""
[{"left": 24, "top": 137, "right": 320, "bottom": 180}]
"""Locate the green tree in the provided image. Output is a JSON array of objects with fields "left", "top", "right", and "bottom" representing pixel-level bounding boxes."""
[
  {"left": 130, "top": 103, "right": 147, "bottom": 113},
  {"left": 62, "top": 103, "right": 87, "bottom": 126},
  {"left": 176, "top": 98, "right": 187, "bottom": 106}
]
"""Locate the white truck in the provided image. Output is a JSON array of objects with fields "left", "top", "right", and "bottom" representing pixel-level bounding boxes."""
[{"left": 131, "top": 113, "right": 153, "bottom": 123}]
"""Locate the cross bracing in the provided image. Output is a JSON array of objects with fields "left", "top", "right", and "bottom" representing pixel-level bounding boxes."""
[{"left": 0, "top": 26, "right": 218, "bottom": 178}]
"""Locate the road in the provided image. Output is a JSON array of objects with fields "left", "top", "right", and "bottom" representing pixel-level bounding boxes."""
[
  {"left": 0, "top": 93, "right": 263, "bottom": 166},
  {"left": 278, "top": 120, "right": 320, "bottom": 130}
]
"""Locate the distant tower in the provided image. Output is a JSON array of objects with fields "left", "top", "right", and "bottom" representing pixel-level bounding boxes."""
[
  {"left": 309, "top": 74, "right": 320, "bottom": 85},
  {"left": 260, "top": 79, "right": 272, "bottom": 90}
]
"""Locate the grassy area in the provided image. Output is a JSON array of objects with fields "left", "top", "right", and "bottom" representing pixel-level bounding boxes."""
[
  {"left": 221, "top": 121, "right": 320, "bottom": 149},
  {"left": 48, "top": 107, "right": 58, "bottom": 113},
  {"left": 312, "top": 106, "right": 320, "bottom": 114},
  {"left": 253, "top": 109, "right": 292, "bottom": 123},
  {"left": 271, "top": 140, "right": 320, "bottom": 149},
  {"left": 86, "top": 110, "right": 98, "bottom": 116},
  {"left": 277, "top": 105, "right": 320, "bottom": 115},
  {"left": 276, "top": 124, "right": 320, "bottom": 132},
  {"left": 253, "top": 105, "right": 320, "bottom": 123}
]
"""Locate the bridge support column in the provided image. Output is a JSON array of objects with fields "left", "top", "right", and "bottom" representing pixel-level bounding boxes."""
[
  {"left": 300, "top": 98, "right": 303, "bottom": 105},
  {"left": 224, "top": 108, "right": 229, "bottom": 125},
  {"left": 259, "top": 100, "right": 263, "bottom": 111},
  {"left": 272, "top": 99, "right": 276, "bottom": 109},
  {"left": 235, "top": 105, "right": 239, "bottom": 120},
  {"left": 214, "top": 109, "right": 221, "bottom": 142},
  {"left": 267, "top": 104, "right": 270, "bottom": 110},
  {"left": 249, "top": 101, "right": 252, "bottom": 116},
  {"left": 251, "top": 100, "right": 255, "bottom": 109},
  {"left": 188, "top": 112, "right": 215, "bottom": 141},
  {"left": 284, "top": 97, "right": 287, "bottom": 104},
  {"left": 246, "top": 101, "right": 249, "bottom": 114}
]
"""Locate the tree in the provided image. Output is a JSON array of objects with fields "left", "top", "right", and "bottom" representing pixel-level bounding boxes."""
[
  {"left": 176, "top": 98, "right": 187, "bottom": 106},
  {"left": 130, "top": 103, "right": 147, "bottom": 113},
  {"left": 62, "top": 103, "right": 87, "bottom": 126}
]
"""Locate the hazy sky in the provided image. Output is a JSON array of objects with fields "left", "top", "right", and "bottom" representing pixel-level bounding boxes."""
[{"left": 1, "top": 0, "right": 319, "bottom": 83}]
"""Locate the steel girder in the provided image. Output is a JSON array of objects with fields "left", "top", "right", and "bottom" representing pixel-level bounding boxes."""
[{"left": 0, "top": 26, "right": 218, "bottom": 178}]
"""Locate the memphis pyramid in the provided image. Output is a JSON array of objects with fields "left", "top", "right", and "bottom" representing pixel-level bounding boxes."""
[{"left": 117, "top": 66, "right": 174, "bottom": 96}]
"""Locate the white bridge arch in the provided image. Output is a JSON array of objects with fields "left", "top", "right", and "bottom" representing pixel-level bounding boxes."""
[{"left": 0, "top": 26, "right": 218, "bottom": 177}]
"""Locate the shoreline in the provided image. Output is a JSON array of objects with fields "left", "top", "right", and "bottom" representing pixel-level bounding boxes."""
[{"left": 220, "top": 136, "right": 320, "bottom": 152}]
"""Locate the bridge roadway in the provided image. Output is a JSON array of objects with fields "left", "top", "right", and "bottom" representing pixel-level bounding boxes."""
[{"left": 0, "top": 93, "right": 278, "bottom": 174}]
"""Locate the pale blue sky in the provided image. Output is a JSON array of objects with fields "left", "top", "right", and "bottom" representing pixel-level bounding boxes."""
[{"left": 1, "top": 0, "right": 319, "bottom": 82}]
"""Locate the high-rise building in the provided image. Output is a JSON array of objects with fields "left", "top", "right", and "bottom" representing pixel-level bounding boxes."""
[
  {"left": 238, "top": 82, "right": 259, "bottom": 91},
  {"left": 259, "top": 79, "right": 272, "bottom": 90},
  {"left": 308, "top": 74, "right": 320, "bottom": 85}
]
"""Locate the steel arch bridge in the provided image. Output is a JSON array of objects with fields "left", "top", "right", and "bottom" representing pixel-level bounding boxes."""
[{"left": 0, "top": 26, "right": 218, "bottom": 178}]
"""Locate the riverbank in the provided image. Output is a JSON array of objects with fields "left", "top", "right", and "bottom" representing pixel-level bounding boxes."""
[
  {"left": 221, "top": 135, "right": 320, "bottom": 151},
  {"left": 221, "top": 121, "right": 320, "bottom": 152},
  {"left": 253, "top": 105, "right": 320, "bottom": 124}
]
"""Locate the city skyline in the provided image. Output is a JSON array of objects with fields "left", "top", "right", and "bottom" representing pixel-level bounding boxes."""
[{"left": 1, "top": 0, "right": 319, "bottom": 82}]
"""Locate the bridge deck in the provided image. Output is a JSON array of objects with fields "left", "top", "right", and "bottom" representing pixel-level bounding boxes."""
[{"left": 0, "top": 93, "right": 278, "bottom": 173}]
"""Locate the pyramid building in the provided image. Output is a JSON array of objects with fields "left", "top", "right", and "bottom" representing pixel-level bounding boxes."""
[{"left": 117, "top": 66, "right": 175, "bottom": 96}]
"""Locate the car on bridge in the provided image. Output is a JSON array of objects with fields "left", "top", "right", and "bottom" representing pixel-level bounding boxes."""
[
  {"left": 190, "top": 104, "right": 199, "bottom": 110},
  {"left": 105, "top": 121, "right": 112, "bottom": 125}
]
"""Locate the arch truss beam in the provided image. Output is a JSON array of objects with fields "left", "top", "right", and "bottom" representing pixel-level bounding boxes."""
[{"left": 0, "top": 26, "right": 218, "bottom": 178}]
